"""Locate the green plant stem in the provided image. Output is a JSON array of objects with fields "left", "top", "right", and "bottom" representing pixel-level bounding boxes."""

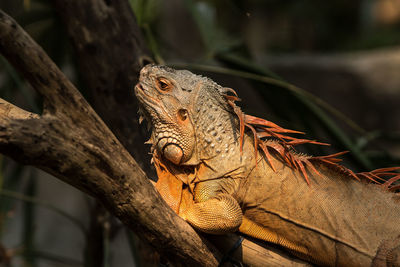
[
  {"left": 172, "top": 63, "right": 366, "bottom": 134},
  {"left": 170, "top": 63, "right": 374, "bottom": 169}
]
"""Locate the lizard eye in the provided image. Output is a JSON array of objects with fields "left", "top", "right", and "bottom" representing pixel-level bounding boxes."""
[
  {"left": 178, "top": 109, "right": 188, "bottom": 121},
  {"left": 157, "top": 78, "right": 171, "bottom": 91}
]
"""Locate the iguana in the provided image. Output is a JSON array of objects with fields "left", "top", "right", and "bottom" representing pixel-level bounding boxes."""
[{"left": 134, "top": 64, "right": 400, "bottom": 267}]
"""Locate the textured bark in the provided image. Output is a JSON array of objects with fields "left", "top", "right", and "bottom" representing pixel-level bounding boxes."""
[
  {"left": 52, "top": 0, "right": 154, "bottom": 172},
  {"left": 49, "top": 2, "right": 156, "bottom": 264},
  {"left": 0, "top": 9, "right": 219, "bottom": 266},
  {"left": 0, "top": 6, "right": 312, "bottom": 267},
  {"left": 209, "top": 234, "right": 311, "bottom": 267}
]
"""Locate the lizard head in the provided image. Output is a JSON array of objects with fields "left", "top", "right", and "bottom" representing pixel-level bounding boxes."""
[
  {"left": 134, "top": 64, "right": 198, "bottom": 165},
  {"left": 135, "top": 64, "right": 236, "bottom": 166},
  {"left": 135, "top": 66, "right": 386, "bottom": 187}
]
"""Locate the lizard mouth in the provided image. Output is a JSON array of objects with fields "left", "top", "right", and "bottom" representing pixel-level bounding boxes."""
[
  {"left": 134, "top": 83, "right": 165, "bottom": 128},
  {"left": 134, "top": 82, "right": 195, "bottom": 165},
  {"left": 134, "top": 83, "right": 160, "bottom": 107}
]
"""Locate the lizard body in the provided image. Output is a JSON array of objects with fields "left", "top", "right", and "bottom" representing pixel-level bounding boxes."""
[{"left": 135, "top": 64, "right": 400, "bottom": 266}]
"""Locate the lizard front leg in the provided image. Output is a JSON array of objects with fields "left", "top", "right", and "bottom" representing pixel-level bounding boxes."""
[{"left": 179, "top": 180, "right": 243, "bottom": 234}]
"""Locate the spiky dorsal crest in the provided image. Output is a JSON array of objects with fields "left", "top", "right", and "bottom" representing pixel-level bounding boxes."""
[{"left": 222, "top": 88, "right": 400, "bottom": 190}]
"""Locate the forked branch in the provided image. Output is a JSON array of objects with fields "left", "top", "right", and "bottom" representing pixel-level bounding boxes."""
[
  {"left": 0, "top": 9, "right": 219, "bottom": 266},
  {"left": 0, "top": 8, "right": 311, "bottom": 266}
]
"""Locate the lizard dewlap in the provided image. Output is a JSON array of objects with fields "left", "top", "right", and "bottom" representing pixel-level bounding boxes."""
[{"left": 135, "top": 64, "right": 400, "bottom": 267}]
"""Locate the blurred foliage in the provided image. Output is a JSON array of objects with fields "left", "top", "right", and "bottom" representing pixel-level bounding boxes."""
[
  {"left": 183, "top": 0, "right": 241, "bottom": 58},
  {"left": 129, "top": 0, "right": 164, "bottom": 63},
  {"left": 0, "top": 0, "right": 400, "bottom": 266},
  {"left": 166, "top": 0, "right": 399, "bottom": 169}
]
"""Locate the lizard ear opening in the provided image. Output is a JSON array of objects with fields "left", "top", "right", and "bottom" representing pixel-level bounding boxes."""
[{"left": 177, "top": 109, "right": 188, "bottom": 121}]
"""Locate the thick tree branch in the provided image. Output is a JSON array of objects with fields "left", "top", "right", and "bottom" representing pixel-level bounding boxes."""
[
  {"left": 0, "top": 12, "right": 80, "bottom": 116},
  {"left": 0, "top": 7, "right": 311, "bottom": 266},
  {"left": 0, "top": 9, "right": 219, "bottom": 266},
  {"left": 52, "top": 0, "right": 154, "bottom": 171},
  {"left": 0, "top": 99, "right": 38, "bottom": 120},
  {"left": 210, "top": 235, "right": 311, "bottom": 267}
]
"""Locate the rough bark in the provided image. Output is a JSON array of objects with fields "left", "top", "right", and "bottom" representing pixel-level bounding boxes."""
[
  {"left": 52, "top": 0, "right": 154, "bottom": 172},
  {"left": 209, "top": 234, "right": 311, "bottom": 267},
  {"left": 0, "top": 7, "right": 312, "bottom": 267},
  {"left": 0, "top": 9, "right": 219, "bottom": 266},
  {"left": 48, "top": 2, "right": 156, "bottom": 263}
]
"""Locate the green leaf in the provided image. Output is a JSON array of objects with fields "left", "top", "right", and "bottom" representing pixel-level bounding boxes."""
[
  {"left": 171, "top": 63, "right": 374, "bottom": 169},
  {"left": 183, "top": 0, "right": 240, "bottom": 57},
  {"left": 129, "top": 0, "right": 160, "bottom": 26}
]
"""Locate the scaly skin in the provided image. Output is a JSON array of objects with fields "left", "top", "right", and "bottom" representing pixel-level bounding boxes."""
[{"left": 135, "top": 64, "right": 400, "bottom": 267}]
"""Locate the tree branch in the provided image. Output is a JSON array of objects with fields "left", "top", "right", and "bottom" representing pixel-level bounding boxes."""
[
  {"left": 52, "top": 0, "right": 154, "bottom": 171},
  {"left": 0, "top": 99, "right": 38, "bottom": 120},
  {"left": 0, "top": 11, "right": 80, "bottom": 116},
  {"left": 0, "top": 9, "right": 219, "bottom": 266},
  {"left": 0, "top": 7, "right": 312, "bottom": 266}
]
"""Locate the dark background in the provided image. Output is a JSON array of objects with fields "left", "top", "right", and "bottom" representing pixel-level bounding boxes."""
[{"left": 0, "top": 0, "right": 399, "bottom": 266}]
